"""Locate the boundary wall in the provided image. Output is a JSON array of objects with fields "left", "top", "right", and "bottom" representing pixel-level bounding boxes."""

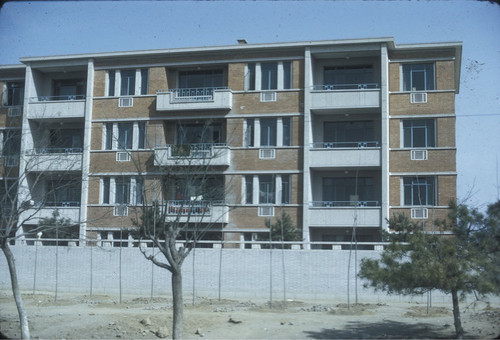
[{"left": 1, "top": 245, "right": 452, "bottom": 304}]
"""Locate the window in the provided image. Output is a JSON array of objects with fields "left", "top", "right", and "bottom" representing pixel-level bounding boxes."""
[
  {"left": 281, "top": 175, "right": 291, "bottom": 204},
  {"left": 179, "top": 69, "right": 223, "bottom": 89},
  {"left": 2, "top": 130, "right": 21, "bottom": 156},
  {"left": 53, "top": 79, "right": 86, "bottom": 100},
  {"left": 403, "top": 177, "right": 435, "bottom": 206},
  {"left": 282, "top": 118, "right": 292, "bottom": 146},
  {"left": 283, "top": 62, "right": 292, "bottom": 90},
  {"left": 47, "top": 179, "right": 81, "bottom": 206},
  {"left": 176, "top": 123, "right": 223, "bottom": 145},
  {"left": 245, "top": 119, "right": 254, "bottom": 147},
  {"left": 323, "top": 177, "right": 375, "bottom": 204},
  {"left": 403, "top": 119, "right": 435, "bottom": 148},
  {"left": 245, "top": 63, "right": 256, "bottom": 90},
  {"left": 261, "top": 63, "right": 278, "bottom": 90},
  {"left": 324, "top": 65, "right": 373, "bottom": 88},
  {"left": 120, "top": 70, "right": 135, "bottom": 96},
  {"left": 140, "top": 69, "right": 149, "bottom": 95},
  {"left": 117, "top": 123, "right": 133, "bottom": 150},
  {"left": 260, "top": 118, "right": 277, "bottom": 146},
  {"left": 134, "top": 177, "right": 144, "bottom": 205},
  {"left": 115, "top": 177, "right": 131, "bottom": 204},
  {"left": 107, "top": 71, "right": 115, "bottom": 96},
  {"left": 3, "top": 82, "right": 24, "bottom": 106},
  {"left": 324, "top": 121, "right": 375, "bottom": 146},
  {"left": 49, "top": 129, "right": 83, "bottom": 151},
  {"left": 245, "top": 175, "right": 253, "bottom": 204},
  {"left": 402, "top": 63, "right": 435, "bottom": 91},
  {"left": 259, "top": 175, "right": 275, "bottom": 204},
  {"left": 105, "top": 123, "right": 113, "bottom": 150},
  {"left": 102, "top": 178, "right": 110, "bottom": 204},
  {"left": 138, "top": 122, "right": 146, "bottom": 149},
  {"left": 246, "top": 62, "right": 293, "bottom": 91}
]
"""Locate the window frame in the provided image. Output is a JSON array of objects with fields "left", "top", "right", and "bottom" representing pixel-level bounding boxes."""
[
  {"left": 403, "top": 177, "right": 436, "bottom": 206},
  {"left": 402, "top": 119, "right": 436, "bottom": 148},
  {"left": 402, "top": 63, "right": 435, "bottom": 92}
]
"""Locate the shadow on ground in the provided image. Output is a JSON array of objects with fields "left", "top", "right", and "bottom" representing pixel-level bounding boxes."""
[{"left": 304, "top": 319, "right": 453, "bottom": 339}]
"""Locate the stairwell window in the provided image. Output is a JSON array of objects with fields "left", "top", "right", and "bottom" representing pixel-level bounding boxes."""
[
  {"left": 403, "top": 177, "right": 436, "bottom": 206},
  {"left": 403, "top": 119, "right": 435, "bottom": 148},
  {"left": 402, "top": 63, "right": 435, "bottom": 91}
]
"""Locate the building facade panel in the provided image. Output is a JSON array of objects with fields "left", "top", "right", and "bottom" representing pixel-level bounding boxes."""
[
  {"left": 389, "top": 149, "right": 456, "bottom": 172},
  {"left": 389, "top": 92, "right": 455, "bottom": 115}
]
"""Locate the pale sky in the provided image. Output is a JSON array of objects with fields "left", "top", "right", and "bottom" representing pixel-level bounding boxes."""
[{"left": 0, "top": 0, "right": 499, "bottom": 209}]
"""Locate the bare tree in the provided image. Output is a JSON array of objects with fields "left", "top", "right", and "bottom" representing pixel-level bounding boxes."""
[
  {"left": 1, "top": 127, "right": 86, "bottom": 339},
  {"left": 130, "top": 121, "right": 230, "bottom": 339}
]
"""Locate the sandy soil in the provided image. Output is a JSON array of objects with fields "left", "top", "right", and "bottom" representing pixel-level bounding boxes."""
[{"left": 0, "top": 291, "right": 499, "bottom": 339}]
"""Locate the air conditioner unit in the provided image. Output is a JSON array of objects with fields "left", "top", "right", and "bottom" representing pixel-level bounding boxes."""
[
  {"left": 410, "top": 92, "right": 427, "bottom": 104},
  {"left": 411, "top": 149, "right": 428, "bottom": 161},
  {"left": 259, "top": 148, "right": 276, "bottom": 159},
  {"left": 411, "top": 207, "right": 428, "bottom": 219},
  {"left": 114, "top": 205, "right": 128, "bottom": 217},
  {"left": 8, "top": 107, "right": 21, "bottom": 117},
  {"left": 260, "top": 91, "right": 277, "bottom": 102},
  {"left": 119, "top": 97, "right": 133, "bottom": 107},
  {"left": 258, "top": 206, "right": 275, "bottom": 217},
  {"left": 5, "top": 157, "right": 18, "bottom": 167},
  {"left": 116, "top": 151, "right": 131, "bottom": 162}
]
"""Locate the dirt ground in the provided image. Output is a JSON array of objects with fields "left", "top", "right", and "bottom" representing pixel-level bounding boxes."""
[{"left": 0, "top": 291, "right": 499, "bottom": 339}]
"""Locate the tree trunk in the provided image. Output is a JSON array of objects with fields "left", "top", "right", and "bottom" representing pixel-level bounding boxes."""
[
  {"left": 451, "top": 289, "right": 464, "bottom": 339},
  {"left": 171, "top": 269, "right": 183, "bottom": 339},
  {"left": 1, "top": 243, "right": 30, "bottom": 339}
]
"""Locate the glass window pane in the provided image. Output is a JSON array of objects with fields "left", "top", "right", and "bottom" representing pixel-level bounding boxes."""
[
  {"left": 281, "top": 175, "right": 290, "bottom": 204},
  {"left": 260, "top": 118, "right": 277, "bottom": 146},
  {"left": 261, "top": 63, "right": 277, "bottom": 90},
  {"left": 246, "top": 63, "right": 255, "bottom": 91},
  {"left": 120, "top": 70, "right": 135, "bottom": 96},
  {"left": 118, "top": 123, "right": 133, "bottom": 149},
  {"left": 138, "top": 122, "right": 146, "bottom": 149},
  {"left": 245, "top": 175, "right": 253, "bottom": 204},
  {"left": 108, "top": 71, "right": 115, "bottom": 96},
  {"left": 246, "top": 119, "right": 254, "bottom": 147},
  {"left": 259, "top": 175, "right": 275, "bottom": 204},
  {"left": 103, "top": 178, "right": 110, "bottom": 204},
  {"left": 283, "top": 62, "right": 292, "bottom": 89},
  {"left": 141, "top": 69, "right": 148, "bottom": 95},
  {"left": 115, "top": 178, "right": 130, "bottom": 204},
  {"left": 282, "top": 118, "right": 291, "bottom": 146}
]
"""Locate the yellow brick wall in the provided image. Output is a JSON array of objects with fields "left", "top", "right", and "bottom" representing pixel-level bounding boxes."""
[
  {"left": 232, "top": 92, "right": 301, "bottom": 114},
  {"left": 389, "top": 149, "right": 456, "bottom": 172},
  {"left": 92, "top": 97, "right": 156, "bottom": 120},
  {"left": 93, "top": 70, "right": 106, "bottom": 97},
  {"left": 89, "top": 151, "right": 155, "bottom": 173},
  {"left": 390, "top": 92, "right": 455, "bottom": 115},
  {"left": 148, "top": 67, "right": 167, "bottom": 94},
  {"left": 231, "top": 149, "right": 301, "bottom": 171}
]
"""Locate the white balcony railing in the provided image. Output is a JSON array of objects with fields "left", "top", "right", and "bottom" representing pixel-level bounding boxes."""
[
  {"left": 310, "top": 84, "right": 380, "bottom": 110},
  {"left": 25, "top": 148, "right": 83, "bottom": 172},
  {"left": 309, "top": 142, "right": 381, "bottom": 167},
  {"left": 19, "top": 205, "right": 81, "bottom": 224},
  {"left": 164, "top": 200, "right": 229, "bottom": 223},
  {"left": 154, "top": 143, "right": 230, "bottom": 167},
  {"left": 309, "top": 202, "right": 381, "bottom": 227},
  {"left": 156, "top": 87, "right": 232, "bottom": 111},
  {"left": 28, "top": 96, "right": 86, "bottom": 119}
]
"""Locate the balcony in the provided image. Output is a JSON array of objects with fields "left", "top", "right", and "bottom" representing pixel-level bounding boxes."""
[
  {"left": 156, "top": 87, "right": 232, "bottom": 111},
  {"left": 28, "top": 95, "right": 86, "bottom": 119},
  {"left": 25, "top": 148, "right": 83, "bottom": 172},
  {"left": 164, "top": 200, "right": 229, "bottom": 223},
  {"left": 309, "top": 201, "right": 381, "bottom": 227},
  {"left": 154, "top": 143, "right": 230, "bottom": 167},
  {"left": 19, "top": 203, "right": 81, "bottom": 224},
  {"left": 309, "top": 142, "right": 381, "bottom": 168},
  {"left": 310, "top": 84, "right": 380, "bottom": 110}
]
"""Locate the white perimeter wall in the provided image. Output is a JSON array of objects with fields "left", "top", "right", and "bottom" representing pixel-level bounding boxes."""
[{"left": 0, "top": 246, "right": 454, "bottom": 304}]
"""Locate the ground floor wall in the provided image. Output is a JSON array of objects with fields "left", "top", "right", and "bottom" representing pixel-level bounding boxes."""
[{"left": 0, "top": 245, "right": 457, "bottom": 304}]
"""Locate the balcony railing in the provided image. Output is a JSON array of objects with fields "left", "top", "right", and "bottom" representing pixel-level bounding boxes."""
[
  {"left": 310, "top": 201, "right": 380, "bottom": 207},
  {"left": 156, "top": 87, "right": 232, "bottom": 111},
  {"left": 166, "top": 200, "right": 224, "bottom": 216},
  {"left": 28, "top": 147, "right": 83, "bottom": 155},
  {"left": 312, "top": 83, "right": 380, "bottom": 91},
  {"left": 29, "top": 95, "right": 86, "bottom": 102},
  {"left": 163, "top": 87, "right": 228, "bottom": 103},
  {"left": 44, "top": 201, "right": 81, "bottom": 207},
  {"left": 154, "top": 143, "right": 230, "bottom": 167},
  {"left": 311, "top": 141, "right": 379, "bottom": 148}
]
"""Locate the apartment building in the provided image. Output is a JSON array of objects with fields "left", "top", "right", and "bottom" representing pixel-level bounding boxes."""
[{"left": 0, "top": 38, "right": 461, "bottom": 248}]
